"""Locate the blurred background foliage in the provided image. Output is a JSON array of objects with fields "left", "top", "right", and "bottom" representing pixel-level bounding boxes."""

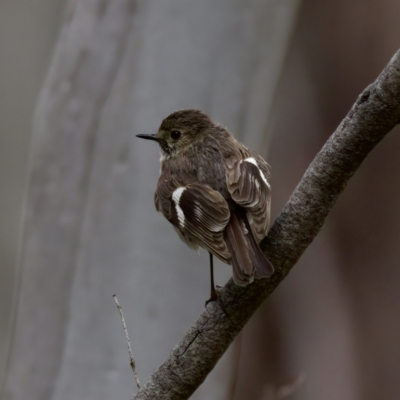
[{"left": 1, "top": 1, "right": 400, "bottom": 399}]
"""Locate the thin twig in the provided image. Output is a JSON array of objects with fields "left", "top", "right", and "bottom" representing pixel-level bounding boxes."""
[{"left": 113, "top": 294, "right": 141, "bottom": 390}]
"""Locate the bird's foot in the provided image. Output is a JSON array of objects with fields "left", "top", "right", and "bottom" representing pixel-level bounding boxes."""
[{"left": 205, "top": 287, "right": 228, "bottom": 316}]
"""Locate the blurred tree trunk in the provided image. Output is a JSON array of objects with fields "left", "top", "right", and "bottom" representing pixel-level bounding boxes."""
[
  {"left": 1, "top": 1, "right": 300, "bottom": 399},
  {"left": 0, "top": 0, "right": 66, "bottom": 393}
]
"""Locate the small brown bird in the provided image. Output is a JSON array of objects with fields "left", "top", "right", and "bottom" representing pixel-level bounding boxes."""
[{"left": 137, "top": 109, "right": 273, "bottom": 302}]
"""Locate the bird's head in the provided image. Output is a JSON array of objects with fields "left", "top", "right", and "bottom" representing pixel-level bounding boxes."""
[{"left": 136, "top": 109, "right": 213, "bottom": 159}]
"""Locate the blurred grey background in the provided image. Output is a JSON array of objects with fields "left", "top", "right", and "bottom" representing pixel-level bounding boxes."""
[{"left": 1, "top": 1, "right": 400, "bottom": 399}]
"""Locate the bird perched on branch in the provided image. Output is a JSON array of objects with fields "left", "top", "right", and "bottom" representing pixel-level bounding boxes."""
[{"left": 137, "top": 109, "right": 273, "bottom": 304}]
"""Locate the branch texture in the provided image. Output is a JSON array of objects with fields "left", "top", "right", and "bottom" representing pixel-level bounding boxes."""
[{"left": 133, "top": 49, "right": 400, "bottom": 400}]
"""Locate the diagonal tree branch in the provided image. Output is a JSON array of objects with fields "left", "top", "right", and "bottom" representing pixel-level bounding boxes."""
[{"left": 133, "top": 49, "right": 400, "bottom": 400}]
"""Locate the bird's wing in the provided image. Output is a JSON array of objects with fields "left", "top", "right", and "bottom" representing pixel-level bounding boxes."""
[
  {"left": 225, "top": 154, "right": 271, "bottom": 240},
  {"left": 155, "top": 179, "right": 231, "bottom": 262}
]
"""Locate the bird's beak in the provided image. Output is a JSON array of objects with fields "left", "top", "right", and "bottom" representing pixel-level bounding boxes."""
[{"left": 136, "top": 133, "right": 159, "bottom": 142}]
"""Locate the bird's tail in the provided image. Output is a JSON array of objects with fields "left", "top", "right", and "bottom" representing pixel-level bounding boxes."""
[{"left": 224, "top": 209, "right": 274, "bottom": 286}]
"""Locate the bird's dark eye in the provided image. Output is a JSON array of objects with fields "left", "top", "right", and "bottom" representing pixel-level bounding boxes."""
[{"left": 171, "top": 130, "right": 181, "bottom": 140}]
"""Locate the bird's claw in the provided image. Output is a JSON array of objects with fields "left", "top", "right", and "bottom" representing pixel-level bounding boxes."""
[{"left": 205, "top": 288, "right": 228, "bottom": 316}]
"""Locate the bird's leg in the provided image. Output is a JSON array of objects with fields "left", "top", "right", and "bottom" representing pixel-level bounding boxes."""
[
  {"left": 205, "top": 253, "right": 227, "bottom": 315},
  {"left": 209, "top": 252, "right": 217, "bottom": 301}
]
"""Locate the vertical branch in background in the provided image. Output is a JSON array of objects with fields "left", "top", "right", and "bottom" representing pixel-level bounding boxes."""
[
  {"left": 0, "top": 0, "right": 66, "bottom": 389},
  {"left": 240, "top": 0, "right": 302, "bottom": 151},
  {"left": 1, "top": 1, "right": 136, "bottom": 399}
]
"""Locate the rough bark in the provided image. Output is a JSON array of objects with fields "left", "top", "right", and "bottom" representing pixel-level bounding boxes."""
[{"left": 133, "top": 49, "right": 400, "bottom": 400}]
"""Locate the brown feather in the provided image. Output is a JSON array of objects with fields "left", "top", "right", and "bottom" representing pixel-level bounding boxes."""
[
  {"left": 225, "top": 154, "right": 271, "bottom": 241},
  {"left": 224, "top": 209, "right": 273, "bottom": 286},
  {"left": 155, "top": 180, "right": 231, "bottom": 263}
]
